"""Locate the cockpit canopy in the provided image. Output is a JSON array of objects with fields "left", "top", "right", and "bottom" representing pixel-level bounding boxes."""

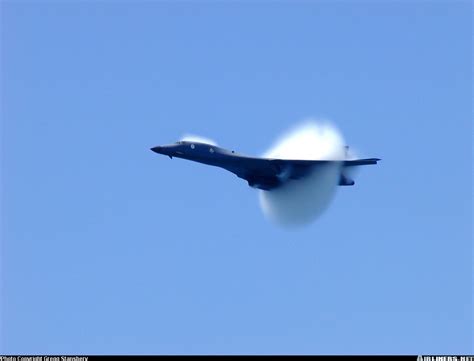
[{"left": 174, "top": 140, "right": 226, "bottom": 154}]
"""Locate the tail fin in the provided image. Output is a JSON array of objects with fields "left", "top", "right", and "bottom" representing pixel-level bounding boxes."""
[{"left": 339, "top": 173, "right": 355, "bottom": 186}]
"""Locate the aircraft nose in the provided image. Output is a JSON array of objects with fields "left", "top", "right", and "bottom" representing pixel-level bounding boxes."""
[{"left": 151, "top": 146, "right": 162, "bottom": 154}]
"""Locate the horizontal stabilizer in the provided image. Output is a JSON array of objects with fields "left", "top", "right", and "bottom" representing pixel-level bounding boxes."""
[{"left": 343, "top": 158, "right": 380, "bottom": 167}]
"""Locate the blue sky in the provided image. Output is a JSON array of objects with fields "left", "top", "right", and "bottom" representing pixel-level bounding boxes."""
[{"left": 1, "top": 1, "right": 472, "bottom": 355}]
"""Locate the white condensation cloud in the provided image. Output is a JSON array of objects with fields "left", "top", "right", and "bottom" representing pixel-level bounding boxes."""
[
  {"left": 259, "top": 119, "right": 346, "bottom": 227},
  {"left": 181, "top": 134, "right": 218, "bottom": 146},
  {"left": 263, "top": 120, "right": 346, "bottom": 161}
]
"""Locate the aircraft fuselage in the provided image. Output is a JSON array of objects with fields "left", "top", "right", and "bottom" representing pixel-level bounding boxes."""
[{"left": 151, "top": 140, "right": 379, "bottom": 190}]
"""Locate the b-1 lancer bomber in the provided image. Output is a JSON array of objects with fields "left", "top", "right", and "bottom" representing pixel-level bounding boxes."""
[{"left": 150, "top": 140, "right": 380, "bottom": 191}]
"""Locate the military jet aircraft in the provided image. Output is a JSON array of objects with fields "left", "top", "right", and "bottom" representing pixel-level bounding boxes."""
[{"left": 150, "top": 140, "right": 380, "bottom": 191}]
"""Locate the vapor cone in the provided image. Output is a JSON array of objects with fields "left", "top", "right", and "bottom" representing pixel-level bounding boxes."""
[{"left": 259, "top": 120, "right": 346, "bottom": 227}]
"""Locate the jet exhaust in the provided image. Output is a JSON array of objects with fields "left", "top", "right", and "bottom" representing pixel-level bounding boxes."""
[{"left": 258, "top": 120, "right": 346, "bottom": 227}]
